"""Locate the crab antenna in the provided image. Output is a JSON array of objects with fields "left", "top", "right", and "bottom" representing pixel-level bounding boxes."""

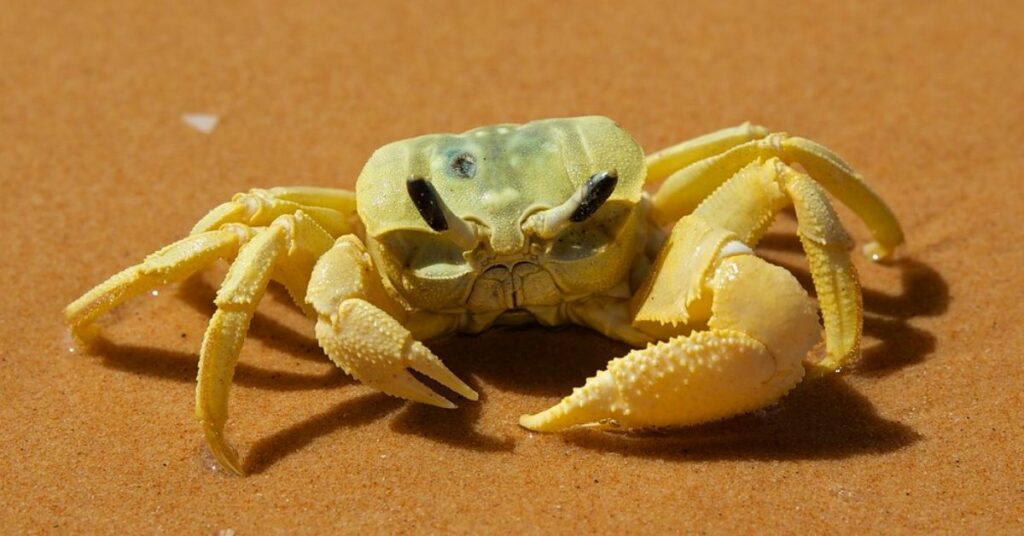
[
  {"left": 524, "top": 170, "right": 618, "bottom": 239},
  {"left": 406, "top": 176, "right": 477, "bottom": 249}
]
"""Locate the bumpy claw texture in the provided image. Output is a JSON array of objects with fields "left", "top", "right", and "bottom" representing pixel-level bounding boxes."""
[
  {"left": 520, "top": 330, "right": 780, "bottom": 431},
  {"left": 523, "top": 254, "right": 820, "bottom": 432},
  {"left": 315, "top": 299, "right": 477, "bottom": 407}
]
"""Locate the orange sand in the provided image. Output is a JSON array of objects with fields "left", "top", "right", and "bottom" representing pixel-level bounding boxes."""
[{"left": 2, "top": 0, "right": 1022, "bottom": 533}]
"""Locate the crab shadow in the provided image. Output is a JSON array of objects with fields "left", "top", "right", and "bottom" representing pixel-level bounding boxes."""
[
  {"left": 87, "top": 275, "right": 515, "bottom": 471},
  {"left": 245, "top": 392, "right": 404, "bottom": 475},
  {"left": 418, "top": 325, "right": 923, "bottom": 461},
  {"left": 89, "top": 337, "right": 349, "bottom": 391}
]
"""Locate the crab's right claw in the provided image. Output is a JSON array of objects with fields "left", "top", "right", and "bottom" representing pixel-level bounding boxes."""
[{"left": 315, "top": 299, "right": 478, "bottom": 407}]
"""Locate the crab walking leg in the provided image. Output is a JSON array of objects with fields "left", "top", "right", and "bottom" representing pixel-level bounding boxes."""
[
  {"left": 308, "top": 236, "right": 476, "bottom": 408},
  {"left": 521, "top": 254, "right": 820, "bottom": 432},
  {"left": 644, "top": 122, "right": 769, "bottom": 185},
  {"left": 685, "top": 159, "right": 862, "bottom": 370},
  {"left": 64, "top": 226, "right": 251, "bottom": 342},
  {"left": 196, "top": 212, "right": 336, "bottom": 475},
  {"left": 777, "top": 168, "right": 862, "bottom": 374},
  {"left": 779, "top": 137, "right": 903, "bottom": 261},
  {"left": 192, "top": 186, "right": 356, "bottom": 237},
  {"left": 649, "top": 134, "right": 903, "bottom": 260}
]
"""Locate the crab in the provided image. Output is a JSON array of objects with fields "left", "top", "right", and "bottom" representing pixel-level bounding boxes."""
[{"left": 66, "top": 116, "right": 903, "bottom": 475}]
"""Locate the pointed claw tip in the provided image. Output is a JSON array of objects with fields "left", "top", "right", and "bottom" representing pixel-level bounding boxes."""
[
  {"left": 518, "top": 413, "right": 557, "bottom": 432},
  {"left": 444, "top": 380, "right": 478, "bottom": 402},
  {"left": 518, "top": 408, "right": 584, "bottom": 433},
  {"left": 434, "top": 398, "right": 458, "bottom": 410}
]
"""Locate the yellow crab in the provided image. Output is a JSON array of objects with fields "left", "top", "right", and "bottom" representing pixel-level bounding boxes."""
[{"left": 66, "top": 116, "right": 903, "bottom": 475}]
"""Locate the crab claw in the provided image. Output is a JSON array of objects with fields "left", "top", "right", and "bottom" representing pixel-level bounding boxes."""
[
  {"left": 521, "top": 254, "right": 821, "bottom": 433},
  {"left": 316, "top": 299, "right": 478, "bottom": 407},
  {"left": 520, "top": 330, "right": 801, "bottom": 432}
]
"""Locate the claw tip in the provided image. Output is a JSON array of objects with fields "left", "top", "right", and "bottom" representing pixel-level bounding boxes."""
[{"left": 518, "top": 413, "right": 551, "bottom": 432}]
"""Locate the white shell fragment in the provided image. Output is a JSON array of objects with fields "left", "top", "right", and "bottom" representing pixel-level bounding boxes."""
[{"left": 182, "top": 113, "right": 219, "bottom": 134}]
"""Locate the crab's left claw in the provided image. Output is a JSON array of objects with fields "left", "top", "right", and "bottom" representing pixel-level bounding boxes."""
[
  {"left": 519, "top": 331, "right": 786, "bottom": 432},
  {"left": 521, "top": 253, "right": 820, "bottom": 432}
]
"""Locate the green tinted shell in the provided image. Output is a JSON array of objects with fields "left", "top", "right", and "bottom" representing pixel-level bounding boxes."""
[{"left": 355, "top": 116, "right": 645, "bottom": 253}]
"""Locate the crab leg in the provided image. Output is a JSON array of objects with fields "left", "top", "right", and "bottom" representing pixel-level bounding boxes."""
[
  {"left": 67, "top": 187, "right": 354, "bottom": 336},
  {"left": 683, "top": 158, "right": 861, "bottom": 372},
  {"left": 649, "top": 132, "right": 903, "bottom": 260},
  {"left": 644, "top": 122, "right": 769, "bottom": 185},
  {"left": 308, "top": 236, "right": 477, "bottom": 408},
  {"left": 196, "top": 211, "right": 336, "bottom": 475},
  {"left": 65, "top": 226, "right": 250, "bottom": 342},
  {"left": 192, "top": 186, "right": 356, "bottom": 237}
]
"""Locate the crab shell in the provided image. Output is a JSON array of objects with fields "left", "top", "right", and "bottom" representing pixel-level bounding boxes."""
[{"left": 355, "top": 116, "right": 649, "bottom": 312}]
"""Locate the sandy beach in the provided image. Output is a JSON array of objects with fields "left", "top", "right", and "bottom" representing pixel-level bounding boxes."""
[{"left": 2, "top": 1, "right": 1022, "bottom": 532}]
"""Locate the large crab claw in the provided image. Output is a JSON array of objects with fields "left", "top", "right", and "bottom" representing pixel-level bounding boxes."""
[{"left": 520, "top": 254, "right": 820, "bottom": 431}]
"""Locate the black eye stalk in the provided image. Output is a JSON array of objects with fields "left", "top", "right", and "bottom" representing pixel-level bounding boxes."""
[
  {"left": 522, "top": 169, "right": 619, "bottom": 239},
  {"left": 406, "top": 176, "right": 448, "bottom": 231},
  {"left": 570, "top": 170, "right": 618, "bottom": 222},
  {"left": 405, "top": 176, "right": 478, "bottom": 249}
]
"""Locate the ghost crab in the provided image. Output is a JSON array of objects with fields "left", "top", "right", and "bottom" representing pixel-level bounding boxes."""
[{"left": 66, "top": 116, "right": 903, "bottom": 475}]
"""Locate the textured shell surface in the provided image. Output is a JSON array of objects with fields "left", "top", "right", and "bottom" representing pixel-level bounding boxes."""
[{"left": 355, "top": 116, "right": 649, "bottom": 313}]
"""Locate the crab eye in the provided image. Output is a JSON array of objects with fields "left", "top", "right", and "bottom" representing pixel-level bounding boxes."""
[
  {"left": 450, "top": 152, "right": 476, "bottom": 179},
  {"left": 570, "top": 170, "right": 618, "bottom": 222},
  {"left": 406, "top": 176, "right": 449, "bottom": 231}
]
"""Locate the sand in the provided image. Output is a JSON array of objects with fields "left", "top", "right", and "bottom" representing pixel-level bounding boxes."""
[{"left": 2, "top": 0, "right": 1022, "bottom": 533}]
